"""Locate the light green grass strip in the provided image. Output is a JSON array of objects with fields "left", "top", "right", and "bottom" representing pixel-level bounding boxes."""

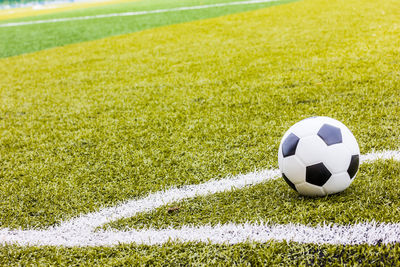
[{"left": 0, "top": 0, "right": 294, "bottom": 57}]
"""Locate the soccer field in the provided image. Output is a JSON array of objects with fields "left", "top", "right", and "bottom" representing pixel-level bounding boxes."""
[{"left": 1, "top": 0, "right": 400, "bottom": 264}]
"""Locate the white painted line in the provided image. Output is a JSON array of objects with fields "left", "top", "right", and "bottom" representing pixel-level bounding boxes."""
[
  {"left": 0, "top": 0, "right": 277, "bottom": 28},
  {"left": 0, "top": 150, "right": 399, "bottom": 247},
  {"left": 55, "top": 168, "right": 280, "bottom": 232},
  {"left": 2, "top": 222, "right": 399, "bottom": 246},
  {"left": 360, "top": 150, "right": 400, "bottom": 163}
]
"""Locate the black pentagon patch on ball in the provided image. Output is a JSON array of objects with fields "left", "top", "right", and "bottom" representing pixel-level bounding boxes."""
[
  {"left": 282, "top": 133, "right": 300, "bottom": 157},
  {"left": 317, "top": 124, "right": 342, "bottom": 146},
  {"left": 282, "top": 173, "right": 297, "bottom": 192},
  {"left": 306, "top": 163, "right": 332, "bottom": 186},
  {"left": 347, "top": 154, "right": 359, "bottom": 179}
]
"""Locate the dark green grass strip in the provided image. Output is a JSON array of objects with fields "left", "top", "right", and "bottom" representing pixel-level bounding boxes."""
[
  {"left": 0, "top": 0, "right": 294, "bottom": 58},
  {"left": 1, "top": 242, "right": 400, "bottom": 265}
]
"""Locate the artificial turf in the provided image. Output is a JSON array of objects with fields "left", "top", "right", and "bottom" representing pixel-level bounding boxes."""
[
  {"left": 0, "top": 0, "right": 294, "bottom": 58},
  {"left": 1, "top": 0, "right": 399, "bottom": 229},
  {"left": 0, "top": 0, "right": 400, "bottom": 264},
  {"left": 103, "top": 161, "right": 400, "bottom": 230},
  {"left": 1, "top": 242, "right": 400, "bottom": 265}
]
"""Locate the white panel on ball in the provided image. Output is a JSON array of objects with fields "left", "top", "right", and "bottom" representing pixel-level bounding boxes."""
[
  {"left": 341, "top": 129, "right": 360, "bottom": 155},
  {"left": 295, "top": 183, "right": 326, "bottom": 197},
  {"left": 322, "top": 172, "right": 352, "bottom": 195},
  {"left": 280, "top": 156, "right": 306, "bottom": 184},
  {"left": 295, "top": 135, "right": 328, "bottom": 165},
  {"left": 323, "top": 144, "right": 352, "bottom": 173},
  {"left": 289, "top": 118, "right": 323, "bottom": 138}
]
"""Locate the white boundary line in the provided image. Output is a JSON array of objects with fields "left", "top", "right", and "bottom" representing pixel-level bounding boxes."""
[
  {"left": 2, "top": 222, "right": 399, "bottom": 246},
  {"left": 0, "top": 150, "right": 399, "bottom": 246},
  {"left": 0, "top": 0, "right": 277, "bottom": 28},
  {"left": 360, "top": 150, "right": 400, "bottom": 162},
  {"left": 55, "top": 169, "right": 280, "bottom": 232}
]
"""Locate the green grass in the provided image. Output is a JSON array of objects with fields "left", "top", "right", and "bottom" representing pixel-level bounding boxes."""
[
  {"left": 1, "top": 0, "right": 399, "bottom": 230},
  {"left": 0, "top": 0, "right": 294, "bottom": 58},
  {"left": 103, "top": 161, "right": 400, "bottom": 230},
  {"left": 0, "top": 0, "right": 400, "bottom": 264},
  {"left": 1, "top": 242, "right": 400, "bottom": 265}
]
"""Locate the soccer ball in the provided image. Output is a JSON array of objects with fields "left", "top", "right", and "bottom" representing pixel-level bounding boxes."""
[{"left": 278, "top": 116, "right": 360, "bottom": 196}]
